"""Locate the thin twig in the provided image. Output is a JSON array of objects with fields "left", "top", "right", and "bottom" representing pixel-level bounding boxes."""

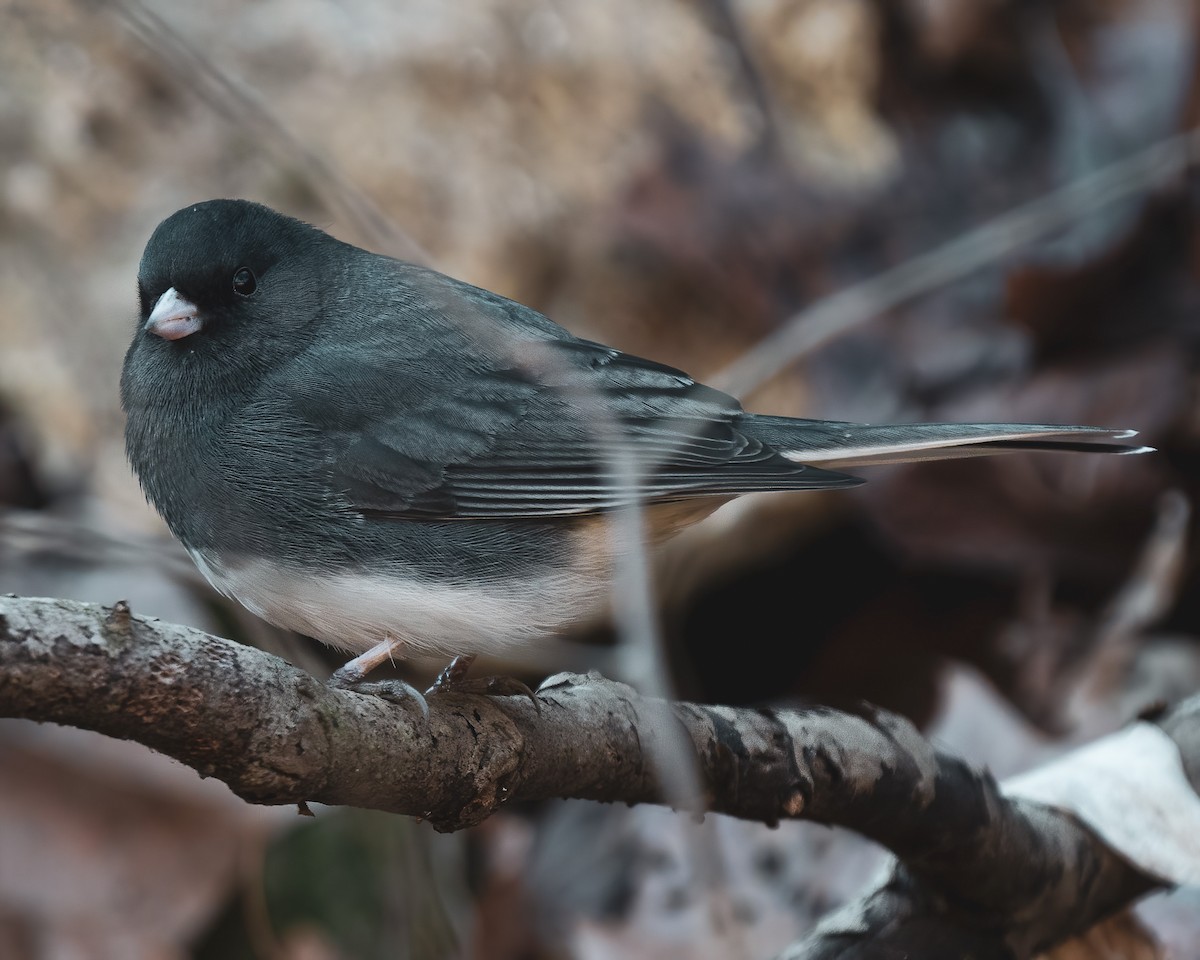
[
  {"left": 105, "top": 0, "right": 430, "bottom": 265},
  {"left": 714, "top": 128, "right": 1200, "bottom": 398}
]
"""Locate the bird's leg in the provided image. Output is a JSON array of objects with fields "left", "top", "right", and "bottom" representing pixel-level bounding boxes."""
[
  {"left": 427, "top": 653, "right": 477, "bottom": 692},
  {"left": 425, "top": 653, "right": 540, "bottom": 710},
  {"left": 329, "top": 635, "right": 405, "bottom": 686},
  {"left": 327, "top": 634, "right": 429, "bottom": 717}
]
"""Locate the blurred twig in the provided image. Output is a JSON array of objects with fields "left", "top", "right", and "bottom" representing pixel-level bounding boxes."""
[
  {"left": 715, "top": 126, "right": 1200, "bottom": 398},
  {"left": 104, "top": 0, "right": 430, "bottom": 265},
  {"left": 692, "top": 0, "right": 783, "bottom": 161},
  {"left": 1094, "top": 489, "right": 1190, "bottom": 648},
  {"left": 1065, "top": 490, "right": 1192, "bottom": 732}
]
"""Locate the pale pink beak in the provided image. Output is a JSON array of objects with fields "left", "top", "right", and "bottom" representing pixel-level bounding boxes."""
[{"left": 145, "top": 287, "right": 203, "bottom": 340}]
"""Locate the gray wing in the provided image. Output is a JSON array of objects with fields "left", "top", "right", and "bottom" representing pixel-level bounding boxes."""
[
  {"left": 294, "top": 334, "right": 860, "bottom": 520},
  {"left": 281, "top": 262, "right": 1144, "bottom": 520}
]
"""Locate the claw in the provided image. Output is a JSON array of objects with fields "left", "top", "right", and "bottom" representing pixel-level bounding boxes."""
[
  {"left": 372, "top": 679, "right": 431, "bottom": 720},
  {"left": 328, "top": 674, "right": 430, "bottom": 720}
]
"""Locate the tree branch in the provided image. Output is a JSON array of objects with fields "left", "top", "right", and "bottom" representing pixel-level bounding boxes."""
[{"left": 0, "top": 595, "right": 1182, "bottom": 956}]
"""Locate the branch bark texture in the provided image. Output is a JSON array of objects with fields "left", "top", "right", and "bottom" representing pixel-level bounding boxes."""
[{"left": 0, "top": 595, "right": 1182, "bottom": 957}]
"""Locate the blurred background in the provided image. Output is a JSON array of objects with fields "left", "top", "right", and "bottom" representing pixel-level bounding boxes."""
[{"left": 3, "top": 0, "right": 1200, "bottom": 956}]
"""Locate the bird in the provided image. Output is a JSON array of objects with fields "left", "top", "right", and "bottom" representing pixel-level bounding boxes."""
[{"left": 121, "top": 199, "right": 1149, "bottom": 692}]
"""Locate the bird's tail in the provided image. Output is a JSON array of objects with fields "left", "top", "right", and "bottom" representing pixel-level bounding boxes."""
[{"left": 743, "top": 417, "right": 1152, "bottom": 468}]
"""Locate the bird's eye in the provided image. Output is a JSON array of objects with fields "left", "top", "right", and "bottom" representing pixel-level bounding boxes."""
[{"left": 232, "top": 267, "right": 257, "bottom": 297}]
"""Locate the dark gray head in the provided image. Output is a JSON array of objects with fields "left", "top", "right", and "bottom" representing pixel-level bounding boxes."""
[{"left": 122, "top": 199, "right": 332, "bottom": 411}]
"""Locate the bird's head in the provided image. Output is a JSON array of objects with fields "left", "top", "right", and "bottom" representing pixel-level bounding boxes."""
[{"left": 122, "top": 199, "right": 330, "bottom": 411}]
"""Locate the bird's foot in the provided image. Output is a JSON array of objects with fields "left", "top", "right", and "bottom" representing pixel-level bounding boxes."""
[
  {"left": 327, "top": 636, "right": 429, "bottom": 718},
  {"left": 425, "top": 654, "right": 541, "bottom": 711},
  {"left": 327, "top": 671, "right": 431, "bottom": 719}
]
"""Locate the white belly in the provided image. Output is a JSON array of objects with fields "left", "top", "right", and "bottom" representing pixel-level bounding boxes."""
[{"left": 186, "top": 548, "right": 602, "bottom": 658}]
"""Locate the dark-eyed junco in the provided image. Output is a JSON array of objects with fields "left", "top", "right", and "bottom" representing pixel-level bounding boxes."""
[{"left": 121, "top": 199, "right": 1148, "bottom": 688}]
